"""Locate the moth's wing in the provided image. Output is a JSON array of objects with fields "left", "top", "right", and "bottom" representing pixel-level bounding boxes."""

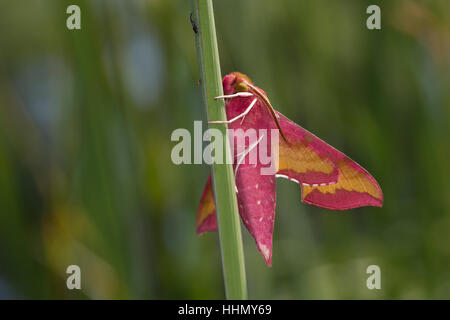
[
  {"left": 301, "top": 159, "right": 383, "bottom": 210},
  {"left": 226, "top": 100, "right": 278, "bottom": 266},
  {"left": 196, "top": 100, "right": 278, "bottom": 266},
  {"left": 196, "top": 155, "right": 277, "bottom": 266},
  {"left": 234, "top": 163, "right": 277, "bottom": 266},
  {"left": 196, "top": 175, "right": 217, "bottom": 234},
  {"left": 276, "top": 113, "right": 339, "bottom": 185},
  {"left": 276, "top": 112, "right": 383, "bottom": 210}
]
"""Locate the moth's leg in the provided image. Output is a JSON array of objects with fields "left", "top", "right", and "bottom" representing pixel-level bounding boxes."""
[
  {"left": 239, "top": 104, "right": 254, "bottom": 125},
  {"left": 209, "top": 98, "right": 257, "bottom": 124},
  {"left": 214, "top": 92, "right": 253, "bottom": 100},
  {"left": 234, "top": 134, "right": 264, "bottom": 177}
]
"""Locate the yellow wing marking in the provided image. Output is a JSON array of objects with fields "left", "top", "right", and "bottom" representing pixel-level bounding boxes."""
[
  {"left": 302, "top": 160, "right": 381, "bottom": 199},
  {"left": 197, "top": 183, "right": 215, "bottom": 227},
  {"left": 278, "top": 141, "right": 335, "bottom": 175}
]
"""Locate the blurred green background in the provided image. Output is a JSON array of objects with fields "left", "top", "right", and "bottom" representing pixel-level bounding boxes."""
[{"left": 0, "top": 0, "right": 449, "bottom": 299}]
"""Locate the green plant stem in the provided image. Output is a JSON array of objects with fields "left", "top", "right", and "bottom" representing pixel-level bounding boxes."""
[{"left": 192, "top": 0, "right": 248, "bottom": 300}]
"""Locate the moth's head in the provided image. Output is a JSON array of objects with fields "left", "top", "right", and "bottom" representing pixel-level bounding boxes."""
[{"left": 223, "top": 72, "right": 253, "bottom": 95}]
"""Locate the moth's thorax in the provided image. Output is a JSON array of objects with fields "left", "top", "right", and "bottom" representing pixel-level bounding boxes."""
[{"left": 223, "top": 72, "right": 253, "bottom": 95}]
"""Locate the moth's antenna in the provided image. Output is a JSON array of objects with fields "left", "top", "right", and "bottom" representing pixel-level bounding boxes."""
[{"left": 246, "top": 82, "right": 290, "bottom": 145}]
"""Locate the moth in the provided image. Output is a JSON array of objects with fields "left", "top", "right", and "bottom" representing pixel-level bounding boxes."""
[{"left": 197, "top": 72, "right": 383, "bottom": 266}]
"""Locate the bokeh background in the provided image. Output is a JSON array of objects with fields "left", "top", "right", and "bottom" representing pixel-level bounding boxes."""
[{"left": 0, "top": 0, "right": 449, "bottom": 299}]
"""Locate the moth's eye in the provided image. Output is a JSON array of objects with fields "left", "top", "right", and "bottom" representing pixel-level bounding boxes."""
[{"left": 235, "top": 82, "right": 248, "bottom": 92}]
